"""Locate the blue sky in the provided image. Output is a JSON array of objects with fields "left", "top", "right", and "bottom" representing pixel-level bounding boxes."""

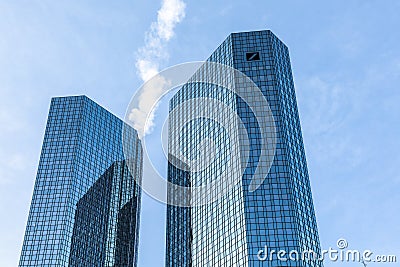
[{"left": 1, "top": 0, "right": 399, "bottom": 266}]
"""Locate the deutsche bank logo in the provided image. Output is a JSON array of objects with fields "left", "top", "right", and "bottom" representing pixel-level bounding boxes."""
[{"left": 246, "top": 51, "right": 260, "bottom": 61}]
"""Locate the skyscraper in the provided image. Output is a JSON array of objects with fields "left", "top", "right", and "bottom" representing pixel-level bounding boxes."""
[
  {"left": 19, "top": 96, "right": 142, "bottom": 267},
  {"left": 166, "top": 30, "right": 323, "bottom": 266}
]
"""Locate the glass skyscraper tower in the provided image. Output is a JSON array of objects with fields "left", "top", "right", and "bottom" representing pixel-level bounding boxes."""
[
  {"left": 19, "top": 96, "right": 142, "bottom": 267},
  {"left": 166, "top": 30, "right": 323, "bottom": 266}
]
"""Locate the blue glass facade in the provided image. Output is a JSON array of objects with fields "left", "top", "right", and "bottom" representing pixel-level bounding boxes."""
[
  {"left": 19, "top": 95, "right": 142, "bottom": 267},
  {"left": 166, "top": 30, "right": 322, "bottom": 266}
]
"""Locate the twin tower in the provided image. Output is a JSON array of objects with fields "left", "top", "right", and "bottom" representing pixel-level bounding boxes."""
[{"left": 19, "top": 30, "right": 323, "bottom": 267}]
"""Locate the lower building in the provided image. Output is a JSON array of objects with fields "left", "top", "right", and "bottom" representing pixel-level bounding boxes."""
[{"left": 19, "top": 96, "right": 142, "bottom": 267}]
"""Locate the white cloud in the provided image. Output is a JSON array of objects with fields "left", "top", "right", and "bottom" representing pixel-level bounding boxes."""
[
  {"left": 155, "top": 0, "right": 186, "bottom": 42},
  {"left": 132, "top": 0, "right": 186, "bottom": 138},
  {"left": 128, "top": 75, "right": 172, "bottom": 136}
]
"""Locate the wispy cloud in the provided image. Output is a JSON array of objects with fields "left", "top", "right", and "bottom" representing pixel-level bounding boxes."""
[{"left": 131, "top": 0, "right": 186, "bottom": 138}]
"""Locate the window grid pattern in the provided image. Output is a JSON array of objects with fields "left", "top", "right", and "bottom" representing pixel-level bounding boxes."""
[
  {"left": 166, "top": 30, "right": 322, "bottom": 267},
  {"left": 19, "top": 95, "right": 142, "bottom": 267},
  {"left": 166, "top": 157, "right": 192, "bottom": 267},
  {"left": 232, "top": 31, "right": 323, "bottom": 267},
  {"left": 167, "top": 35, "right": 249, "bottom": 267}
]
